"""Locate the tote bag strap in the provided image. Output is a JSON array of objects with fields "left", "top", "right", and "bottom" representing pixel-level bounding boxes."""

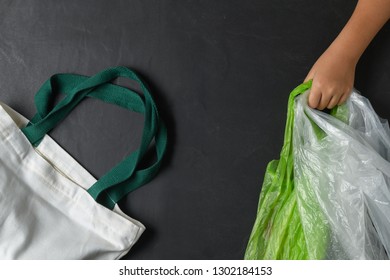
[
  {"left": 21, "top": 66, "right": 168, "bottom": 209},
  {"left": 30, "top": 74, "right": 146, "bottom": 122}
]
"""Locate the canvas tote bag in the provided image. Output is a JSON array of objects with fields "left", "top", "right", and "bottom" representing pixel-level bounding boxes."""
[{"left": 0, "top": 66, "right": 167, "bottom": 259}]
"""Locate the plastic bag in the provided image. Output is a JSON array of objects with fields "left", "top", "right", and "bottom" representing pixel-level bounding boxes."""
[{"left": 245, "top": 81, "right": 390, "bottom": 259}]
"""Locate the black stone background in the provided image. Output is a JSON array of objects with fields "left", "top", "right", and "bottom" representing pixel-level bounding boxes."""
[{"left": 0, "top": 0, "right": 389, "bottom": 259}]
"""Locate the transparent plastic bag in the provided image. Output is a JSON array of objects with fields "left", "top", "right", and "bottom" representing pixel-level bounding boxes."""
[
  {"left": 245, "top": 81, "right": 390, "bottom": 259},
  {"left": 294, "top": 88, "right": 390, "bottom": 259}
]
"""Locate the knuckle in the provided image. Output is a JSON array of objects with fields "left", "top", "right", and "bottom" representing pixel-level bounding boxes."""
[
  {"left": 312, "top": 79, "right": 323, "bottom": 89},
  {"left": 345, "top": 86, "right": 352, "bottom": 94},
  {"left": 325, "top": 86, "right": 337, "bottom": 96}
]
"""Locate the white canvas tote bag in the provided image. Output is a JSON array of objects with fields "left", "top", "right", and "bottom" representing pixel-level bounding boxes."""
[{"left": 0, "top": 66, "right": 167, "bottom": 259}]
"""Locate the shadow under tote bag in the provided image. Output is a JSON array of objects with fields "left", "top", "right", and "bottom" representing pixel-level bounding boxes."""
[{"left": 0, "top": 66, "right": 167, "bottom": 259}]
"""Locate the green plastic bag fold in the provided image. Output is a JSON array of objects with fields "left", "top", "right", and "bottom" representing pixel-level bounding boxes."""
[{"left": 245, "top": 82, "right": 390, "bottom": 260}]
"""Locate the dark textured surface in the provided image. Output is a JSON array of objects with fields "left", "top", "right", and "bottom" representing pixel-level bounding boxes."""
[{"left": 0, "top": 0, "right": 389, "bottom": 259}]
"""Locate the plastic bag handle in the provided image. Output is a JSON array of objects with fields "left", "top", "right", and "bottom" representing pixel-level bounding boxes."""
[
  {"left": 21, "top": 66, "right": 167, "bottom": 209},
  {"left": 282, "top": 80, "right": 313, "bottom": 153}
]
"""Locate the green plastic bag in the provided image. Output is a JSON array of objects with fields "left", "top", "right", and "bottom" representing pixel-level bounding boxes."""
[
  {"left": 245, "top": 81, "right": 329, "bottom": 260},
  {"left": 246, "top": 81, "right": 390, "bottom": 259}
]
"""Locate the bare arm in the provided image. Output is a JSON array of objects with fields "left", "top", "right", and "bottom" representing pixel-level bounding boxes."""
[{"left": 305, "top": 0, "right": 390, "bottom": 109}]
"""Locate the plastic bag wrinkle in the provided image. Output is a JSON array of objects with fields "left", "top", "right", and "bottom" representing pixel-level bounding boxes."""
[{"left": 246, "top": 82, "right": 390, "bottom": 259}]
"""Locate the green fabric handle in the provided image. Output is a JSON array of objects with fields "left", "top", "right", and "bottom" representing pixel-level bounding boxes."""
[
  {"left": 31, "top": 74, "right": 146, "bottom": 122},
  {"left": 21, "top": 66, "right": 168, "bottom": 209}
]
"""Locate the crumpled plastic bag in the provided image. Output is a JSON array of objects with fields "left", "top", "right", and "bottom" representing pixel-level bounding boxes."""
[{"left": 245, "top": 81, "right": 390, "bottom": 259}]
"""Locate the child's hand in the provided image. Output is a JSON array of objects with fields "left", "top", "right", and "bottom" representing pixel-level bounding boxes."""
[
  {"left": 304, "top": 48, "right": 356, "bottom": 110},
  {"left": 303, "top": 0, "right": 390, "bottom": 110}
]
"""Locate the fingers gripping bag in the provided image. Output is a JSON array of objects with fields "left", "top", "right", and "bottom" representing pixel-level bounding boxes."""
[{"left": 245, "top": 81, "right": 390, "bottom": 259}]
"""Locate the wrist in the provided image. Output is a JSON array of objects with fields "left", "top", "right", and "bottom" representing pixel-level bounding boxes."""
[{"left": 326, "top": 42, "right": 359, "bottom": 68}]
